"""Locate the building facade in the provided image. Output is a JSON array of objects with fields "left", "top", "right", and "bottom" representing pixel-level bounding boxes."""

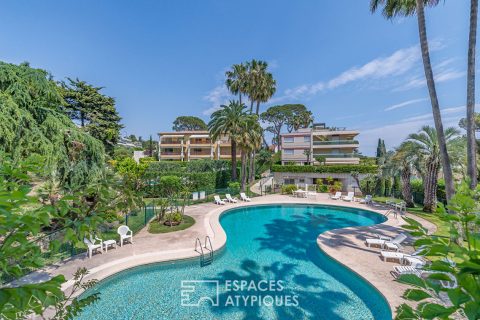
[
  {"left": 280, "top": 123, "right": 360, "bottom": 165},
  {"left": 158, "top": 131, "right": 238, "bottom": 161}
]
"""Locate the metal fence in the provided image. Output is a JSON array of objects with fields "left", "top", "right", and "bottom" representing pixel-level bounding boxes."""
[{"left": 125, "top": 205, "right": 155, "bottom": 234}]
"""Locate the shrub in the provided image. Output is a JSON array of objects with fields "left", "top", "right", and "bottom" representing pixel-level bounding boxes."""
[
  {"left": 317, "top": 184, "right": 328, "bottom": 192},
  {"left": 281, "top": 184, "right": 297, "bottom": 194},
  {"left": 228, "top": 181, "right": 240, "bottom": 195},
  {"left": 271, "top": 164, "right": 378, "bottom": 174},
  {"left": 329, "top": 181, "right": 343, "bottom": 193}
]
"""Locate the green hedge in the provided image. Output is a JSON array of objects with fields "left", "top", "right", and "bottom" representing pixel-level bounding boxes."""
[{"left": 271, "top": 164, "right": 378, "bottom": 174}]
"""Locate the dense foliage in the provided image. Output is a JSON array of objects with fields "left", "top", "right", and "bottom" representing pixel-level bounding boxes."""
[
  {"left": 0, "top": 155, "right": 141, "bottom": 318},
  {"left": 395, "top": 183, "right": 480, "bottom": 320},
  {"left": 271, "top": 164, "right": 378, "bottom": 174},
  {"left": 0, "top": 62, "right": 106, "bottom": 190},
  {"left": 142, "top": 160, "right": 231, "bottom": 196}
]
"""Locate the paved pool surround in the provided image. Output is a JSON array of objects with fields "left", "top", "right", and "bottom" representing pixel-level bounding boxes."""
[{"left": 20, "top": 194, "right": 435, "bottom": 316}]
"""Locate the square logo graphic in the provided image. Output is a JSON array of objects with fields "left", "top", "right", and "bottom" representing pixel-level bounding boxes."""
[{"left": 181, "top": 280, "right": 220, "bottom": 307}]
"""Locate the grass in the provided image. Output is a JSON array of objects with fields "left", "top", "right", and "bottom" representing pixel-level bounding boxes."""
[
  {"left": 372, "top": 196, "right": 403, "bottom": 204},
  {"left": 373, "top": 196, "right": 450, "bottom": 237},
  {"left": 405, "top": 207, "right": 450, "bottom": 238},
  {"left": 148, "top": 215, "right": 195, "bottom": 234}
]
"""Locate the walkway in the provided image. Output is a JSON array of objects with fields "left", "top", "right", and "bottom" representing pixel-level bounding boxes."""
[{"left": 16, "top": 194, "right": 435, "bottom": 314}]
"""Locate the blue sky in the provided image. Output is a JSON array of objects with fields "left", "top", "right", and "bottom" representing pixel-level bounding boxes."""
[{"left": 0, "top": 1, "right": 473, "bottom": 155}]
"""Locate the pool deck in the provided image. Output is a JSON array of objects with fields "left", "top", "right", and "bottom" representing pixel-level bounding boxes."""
[{"left": 16, "top": 193, "right": 435, "bottom": 315}]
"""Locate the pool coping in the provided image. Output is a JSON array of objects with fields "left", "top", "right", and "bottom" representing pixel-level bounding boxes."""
[{"left": 53, "top": 195, "right": 434, "bottom": 316}]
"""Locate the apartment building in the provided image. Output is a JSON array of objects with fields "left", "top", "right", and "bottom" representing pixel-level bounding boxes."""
[
  {"left": 157, "top": 131, "right": 237, "bottom": 161},
  {"left": 280, "top": 123, "right": 360, "bottom": 165}
]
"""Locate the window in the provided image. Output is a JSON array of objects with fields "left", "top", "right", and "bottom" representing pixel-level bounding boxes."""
[
  {"left": 283, "top": 149, "right": 294, "bottom": 155},
  {"left": 299, "top": 178, "right": 305, "bottom": 183},
  {"left": 283, "top": 137, "right": 294, "bottom": 143},
  {"left": 284, "top": 178, "right": 295, "bottom": 184},
  {"left": 304, "top": 136, "right": 311, "bottom": 142}
]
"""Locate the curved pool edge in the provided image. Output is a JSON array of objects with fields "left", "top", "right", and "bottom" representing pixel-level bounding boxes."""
[{"left": 63, "top": 196, "right": 432, "bottom": 317}]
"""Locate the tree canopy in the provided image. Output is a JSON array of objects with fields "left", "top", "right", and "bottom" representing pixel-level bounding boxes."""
[
  {"left": 0, "top": 61, "right": 105, "bottom": 190},
  {"left": 260, "top": 104, "right": 313, "bottom": 145},
  {"left": 60, "top": 78, "right": 123, "bottom": 155},
  {"left": 172, "top": 116, "right": 207, "bottom": 131}
]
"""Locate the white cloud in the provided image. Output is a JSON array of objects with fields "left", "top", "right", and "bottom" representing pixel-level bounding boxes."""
[
  {"left": 384, "top": 98, "right": 428, "bottom": 111},
  {"left": 271, "top": 45, "right": 422, "bottom": 102},
  {"left": 202, "top": 85, "right": 232, "bottom": 115},
  {"left": 358, "top": 105, "right": 466, "bottom": 155},
  {"left": 399, "top": 58, "right": 465, "bottom": 90}
]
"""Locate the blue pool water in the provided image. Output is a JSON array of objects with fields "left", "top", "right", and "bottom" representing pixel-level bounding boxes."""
[{"left": 78, "top": 204, "right": 392, "bottom": 320}]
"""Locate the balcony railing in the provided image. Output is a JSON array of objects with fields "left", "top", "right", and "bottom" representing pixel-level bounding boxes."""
[
  {"left": 161, "top": 152, "right": 182, "bottom": 156},
  {"left": 313, "top": 140, "right": 359, "bottom": 146},
  {"left": 313, "top": 153, "right": 357, "bottom": 158}
]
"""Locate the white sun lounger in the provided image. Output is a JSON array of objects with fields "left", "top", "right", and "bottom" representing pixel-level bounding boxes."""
[
  {"left": 330, "top": 192, "right": 342, "bottom": 200},
  {"left": 225, "top": 194, "right": 238, "bottom": 203},
  {"left": 342, "top": 192, "right": 354, "bottom": 202},
  {"left": 393, "top": 265, "right": 422, "bottom": 276},
  {"left": 359, "top": 195, "right": 372, "bottom": 204},
  {"left": 214, "top": 195, "right": 226, "bottom": 205},
  {"left": 393, "top": 267, "right": 457, "bottom": 289},
  {"left": 366, "top": 233, "right": 407, "bottom": 249},
  {"left": 381, "top": 249, "right": 427, "bottom": 266},
  {"left": 240, "top": 193, "right": 251, "bottom": 202}
]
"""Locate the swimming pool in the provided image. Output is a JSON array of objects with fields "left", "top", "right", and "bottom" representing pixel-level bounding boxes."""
[{"left": 77, "top": 204, "right": 392, "bottom": 319}]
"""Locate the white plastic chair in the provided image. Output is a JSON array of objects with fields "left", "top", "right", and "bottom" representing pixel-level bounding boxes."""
[
  {"left": 84, "top": 236, "right": 103, "bottom": 258},
  {"left": 214, "top": 195, "right": 226, "bottom": 205},
  {"left": 117, "top": 225, "right": 133, "bottom": 247},
  {"left": 240, "top": 193, "right": 251, "bottom": 202}
]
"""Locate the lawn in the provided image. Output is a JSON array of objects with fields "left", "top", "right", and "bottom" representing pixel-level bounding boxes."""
[
  {"left": 373, "top": 196, "right": 450, "bottom": 237},
  {"left": 148, "top": 215, "right": 195, "bottom": 234}
]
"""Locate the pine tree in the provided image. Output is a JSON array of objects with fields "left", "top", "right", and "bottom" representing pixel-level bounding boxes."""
[{"left": 61, "top": 78, "right": 123, "bottom": 155}]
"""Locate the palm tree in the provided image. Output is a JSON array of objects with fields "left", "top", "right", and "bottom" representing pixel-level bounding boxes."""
[
  {"left": 225, "top": 64, "right": 248, "bottom": 105},
  {"left": 393, "top": 143, "right": 418, "bottom": 208},
  {"left": 404, "top": 126, "right": 459, "bottom": 212},
  {"left": 237, "top": 115, "right": 263, "bottom": 191},
  {"left": 245, "top": 60, "right": 277, "bottom": 115},
  {"left": 243, "top": 60, "right": 276, "bottom": 182},
  {"left": 467, "top": 0, "right": 478, "bottom": 189},
  {"left": 208, "top": 101, "right": 248, "bottom": 181},
  {"left": 370, "top": 0, "right": 456, "bottom": 203}
]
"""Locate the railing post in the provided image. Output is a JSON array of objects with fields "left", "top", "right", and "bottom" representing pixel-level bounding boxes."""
[
  {"left": 126, "top": 213, "right": 129, "bottom": 227},
  {"left": 144, "top": 205, "right": 147, "bottom": 226}
]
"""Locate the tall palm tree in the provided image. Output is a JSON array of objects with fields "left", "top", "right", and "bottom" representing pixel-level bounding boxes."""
[
  {"left": 370, "top": 0, "right": 456, "bottom": 202},
  {"left": 243, "top": 60, "right": 276, "bottom": 182},
  {"left": 467, "top": 0, "right": 478, "bottom": 189},
  {"left": 208, "top": 101, "right": 248, "bottom": 181},
  {"left": 404, "top": 126, "right": 459, "bottom": 212},
  {"left": 393, "top": 143, "right": 418, "bottom": 208},
  {"left": 245, "top": 60, "right": 277, "bottom": 115},
  {"left": 225, "top": 64, "right": 248, "bottom": 105},
  {"left": 237, "top": 115, "right": 263, "bottom": 191}
]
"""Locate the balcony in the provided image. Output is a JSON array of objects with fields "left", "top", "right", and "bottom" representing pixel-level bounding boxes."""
[
  {"left": 313, "top": 140, "right": 358, "bottom": 146},
  {"left": 313, "top": 153, "right": 357, "bottom": 158}
]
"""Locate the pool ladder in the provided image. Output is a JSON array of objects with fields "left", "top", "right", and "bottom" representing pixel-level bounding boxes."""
[{"left": 195, "top": 236, "right": 213, "bottom": 267}]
